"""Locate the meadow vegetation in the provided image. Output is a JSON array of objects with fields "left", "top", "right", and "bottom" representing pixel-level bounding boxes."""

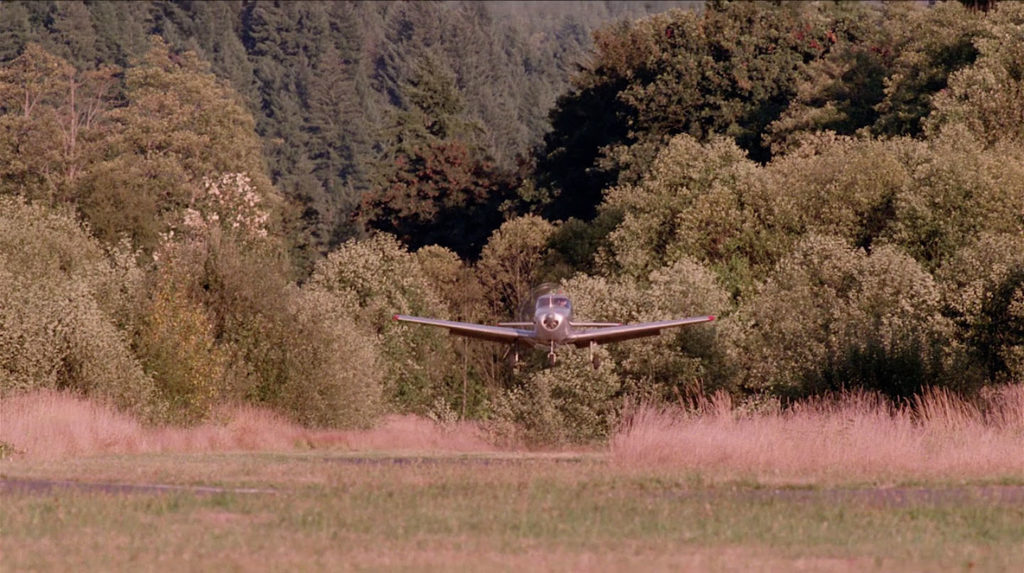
[
  {"left": 3, "top": 385, "right": 1024, "bottom": 571},
  {"left": 4, "top": 385, "right": 1023, "bottom": 485},
  {"left": 1, "top": 1, "right": 1023, "bottom": 445},
  {"left": 5, "top": 455, "right": 1024, "bottom": 571}
]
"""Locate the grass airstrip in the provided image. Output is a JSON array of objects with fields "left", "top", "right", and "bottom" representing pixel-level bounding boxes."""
[{"left": 2, "top": 388, "right": 1023, "bottom": 570}]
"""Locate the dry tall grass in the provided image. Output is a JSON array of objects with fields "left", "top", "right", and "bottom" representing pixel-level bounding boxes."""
[
  {"left": 5, "top": 387, "right": 1023, "bottom": 484},
  {"left": 0, "top": 390, "right": 493, "bottom": 460},
  {"left": 611, "top": 385, "right": 1024, "bottom": 483}
]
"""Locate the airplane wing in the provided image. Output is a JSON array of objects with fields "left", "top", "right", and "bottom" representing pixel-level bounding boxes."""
[
  {"left": 566, "top": 315, "right": 715, "bottom": 347},
  {"left": 393, "top": 315, "right": 532, "bottom": 344}
]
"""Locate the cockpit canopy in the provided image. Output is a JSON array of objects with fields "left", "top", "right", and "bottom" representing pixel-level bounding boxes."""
[
  {"left": 536, "top": 294, "right": 571, "bottom": 311},
  {"left": 517, "top": 283, "right": 570, "bottom": 321}
]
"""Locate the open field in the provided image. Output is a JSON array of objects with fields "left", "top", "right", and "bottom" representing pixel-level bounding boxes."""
[
  {"left": 2, "top": 388, "right": 1024, "bottom": 571},
  {"left": 3, "top": 452, "right": 1024, "bottom": 571}
]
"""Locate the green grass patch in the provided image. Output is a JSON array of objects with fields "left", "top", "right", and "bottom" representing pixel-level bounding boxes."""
[{"left": 2, "top": 453, "right": 1023, "bottom": 570}]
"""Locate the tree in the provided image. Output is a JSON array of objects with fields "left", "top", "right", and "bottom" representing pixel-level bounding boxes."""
[
  {"left": 869, "top": 2, "right": 983, "bottom": 139},
  {"left": 0, "top": 43, "right": 117, "bottom": 204},
  {"left": 766, "top": 2, "right": 985, "bottom": 151},
  {"left": 0, "top": 2, "right": 34, "bottom": 62},
  {"left": 926, "top": 3, "right": 1024, "bottom": 146},
  {"left": 475, "top": 215, "right": 560, "bottom": 318},
  {"left": 535, "top": 2, "right": 835, "bottom": 221},
  {"left": 47, "top": 0, "right": 100, "bottom": 67},
  {"left": 882, "top": 127, "right": 1024, "bottom": 269},
  {"left": 360, "top": 139, "right": 517, "bottom": 259},
  {"left": 79, "top": 36, "right": 279, "bottom": 254},
  {"left": 601, "top": 134, "right": 773, "bottom": 298},
  {"left": 0, "top": 43, "right": 69, "bottom": 200}
]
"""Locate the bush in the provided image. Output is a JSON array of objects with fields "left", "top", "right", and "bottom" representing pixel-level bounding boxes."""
[
  {"left": 566, "top": 257, "right": 732, "bottom": 400},
  {"left": 939, "top": 233, "right": 1024, "bottom": 384},
  {"left": 489, "top": 350, "right": 621, "bottom": 446},
  {"left": 733, "top": 235, "right": 959, "bottom": 400},
  {"left": 309, "top": 234, "right": 458, "bottom": 415},
  {"left": 135, "top": 248, "right": 228, "bottom": 423},
  {"left": 256, "top": 287, "right": 383, "bottom": 428},
  {"left": 135, "top": 179, "right": 382, "bottom": 427},
  {"left": 0, "top": 198, "right": 156, "bottom": 416}
]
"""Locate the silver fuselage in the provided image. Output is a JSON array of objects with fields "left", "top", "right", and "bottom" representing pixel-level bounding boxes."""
[{"left": 533, "top": 305, "right": 571, "bottom": 342}]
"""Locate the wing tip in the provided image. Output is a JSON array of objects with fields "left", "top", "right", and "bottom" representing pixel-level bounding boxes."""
[{"left": 708, "top": 315, "right": 716, "bottom": 322}]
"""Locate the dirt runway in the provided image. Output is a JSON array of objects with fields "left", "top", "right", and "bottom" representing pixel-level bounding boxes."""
[{"left": 4, "top": 472, "right": 1024, "bottom": 507}]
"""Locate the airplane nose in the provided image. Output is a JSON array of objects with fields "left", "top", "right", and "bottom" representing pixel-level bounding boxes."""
[{"left": 542, "top": 313, "right": 561, "bottom": 330}]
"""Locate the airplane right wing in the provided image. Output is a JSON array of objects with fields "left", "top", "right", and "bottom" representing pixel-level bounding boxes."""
[
  {"left": 393, "top": 315, "right": 533, "bottom": 344},
  {"left": 566, "top": 315, "right": 715, "bottom": 347}
]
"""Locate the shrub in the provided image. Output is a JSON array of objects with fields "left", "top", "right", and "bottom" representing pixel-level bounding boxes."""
[
  {"left": 733, "top": 235, "right": 959, "bottom": 400},
  {"left": 255, "top": 287, "right": 383, "bottom": 428},
  {"left": 133, "top": 171, "right": 382, "bottom": 427},
  {"left": 489, "top": 350, "right": 621, "bottom": 446},
  {"left": 0, "top": 198, "right": 156, "bottom": 416},
  {"left": 309, "top": 234, "right": 457, "bottom": 415},
  {"left": 135, "top": 249, "right": 228, "bottom": 423},
  {"left": 566, "top": 257, "right": 732, "bottom": 400},
  {"left": 939, "top": 233, "right": 1024, "bottom": 384}
]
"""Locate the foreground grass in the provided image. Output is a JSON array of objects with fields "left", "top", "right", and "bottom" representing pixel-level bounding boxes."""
[
  {"left": 2, "top": 388, "right": 1023, "bottom": 569},
  {"left": 3, "top": 453, "right": 1024, "bottom": 571}
]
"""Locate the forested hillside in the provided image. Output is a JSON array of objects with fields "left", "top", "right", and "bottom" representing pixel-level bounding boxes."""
[
  {"left": 2, "top": 0, "right": 1021, "bottom": 444},
  {"left": 0, "top": 0, "right": 696, "bottom": 264}
]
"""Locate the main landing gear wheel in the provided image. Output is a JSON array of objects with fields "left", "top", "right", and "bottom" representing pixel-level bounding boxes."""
[
  {"left": 592, "top": 355, "right": 601, "bottom": 370},
  {"left": 547, "top": 352, "right": 557, "bottom": 367}
]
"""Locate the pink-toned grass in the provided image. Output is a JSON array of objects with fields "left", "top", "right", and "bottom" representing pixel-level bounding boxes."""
[
  {"left": 611, "top": 385, "right": 1024, "bottom": 483},
  {"left": 6, "top": 386, "right": 1023, "bottom": 483},
  {"left": 0, "top": 390, "right": 493, "bottom": 460}
]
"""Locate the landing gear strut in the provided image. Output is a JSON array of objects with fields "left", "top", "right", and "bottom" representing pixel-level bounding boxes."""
[
  {"left": 590, "top": 341, "right": 601, "bottom": 370},
  {"left": 548, "top": 342, "right": 557, "bottom": 366}
]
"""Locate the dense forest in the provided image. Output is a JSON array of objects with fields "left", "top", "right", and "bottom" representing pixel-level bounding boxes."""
[{"left": 1, "top": 0, "right": 1022, "bottom": 444}]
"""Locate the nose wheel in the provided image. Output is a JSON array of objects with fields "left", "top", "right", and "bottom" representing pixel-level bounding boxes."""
[
  {"left": 508, "top": 346, "right": 520, "bottom": 371},
  {"left": 548, "top": 342, "right": 557, "bottom": 366}
]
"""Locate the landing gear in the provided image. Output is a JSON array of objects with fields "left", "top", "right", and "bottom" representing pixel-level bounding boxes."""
[
  {"left": 590, "top": 341, "right": 601, "bottom": 370},
  {"left": 548, "top": 342, "right": 557, "bottom": 366},
  {"left": 507, "top": 345, "right": 521, "bottom": 371}
]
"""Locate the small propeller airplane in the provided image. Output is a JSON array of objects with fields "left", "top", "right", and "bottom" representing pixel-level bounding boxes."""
[{"left": 394, "top": 284, "right": 715, "bottom": 369}]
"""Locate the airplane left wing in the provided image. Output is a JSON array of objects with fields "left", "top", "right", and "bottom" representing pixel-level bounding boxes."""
[
  {"left": 393, "top": 315, "right": 532, "bottom": 344},
  {"left": 566, "top": 315, "right": 715, "bottom": 347}
]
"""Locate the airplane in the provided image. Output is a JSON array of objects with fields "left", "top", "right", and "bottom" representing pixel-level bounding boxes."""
[{"left": 393, "top": 284, "right": 715, "bottom": 369}]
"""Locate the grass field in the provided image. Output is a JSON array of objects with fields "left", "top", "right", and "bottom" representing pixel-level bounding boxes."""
[{"left": 2, "top": 388, "right": 1024, "bottom": 571}]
